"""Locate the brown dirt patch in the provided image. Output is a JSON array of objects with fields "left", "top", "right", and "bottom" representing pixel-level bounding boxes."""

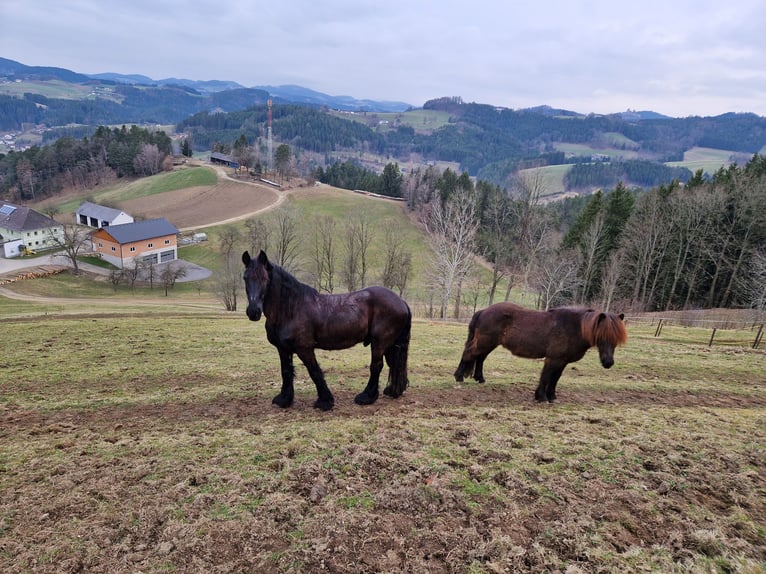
[{"left": 117, "top": 181, "right": 281, "bottom": 230}]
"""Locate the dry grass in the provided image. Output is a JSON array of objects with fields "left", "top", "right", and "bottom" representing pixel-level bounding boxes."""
[{"left": 1, "top": 306, "right": 765, "bottom": 573}]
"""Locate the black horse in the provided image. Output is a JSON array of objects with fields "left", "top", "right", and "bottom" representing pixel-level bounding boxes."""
[{"left": 242, "top": 250, "right": 411, "bottom": 410}]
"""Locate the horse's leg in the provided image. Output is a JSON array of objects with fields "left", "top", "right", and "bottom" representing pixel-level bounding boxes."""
[
  {"left": 295, "top": 348, "right": 335, "bottom": 411},
  {"left": 472, "top": 351, "right": 491, "bottom": 384},
  {"left": 355, "top": 344, "right": 384, "bottom": 405},
  {"left": 535, "top": 359, "right": 566, "bottom": 403},
  {"left": 272, "top": 347, "right": 295, "bottom": 408}
]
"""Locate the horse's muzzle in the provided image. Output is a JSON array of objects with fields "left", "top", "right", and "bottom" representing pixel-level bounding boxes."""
[
  {"left": 246, "top": 306, "right": 262, "bottom": 321},
  {"left": 601, "top": 357, "right": 614, "bottom": 369}
]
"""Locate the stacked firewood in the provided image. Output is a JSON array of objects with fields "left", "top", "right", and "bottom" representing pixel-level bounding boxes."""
[{"left": 0, "top": 267, "right": 66, "bottom": 285}]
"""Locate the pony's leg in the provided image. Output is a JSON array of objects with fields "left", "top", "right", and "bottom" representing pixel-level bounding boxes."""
[
  {"left": 355, "top": 345, "right": 384, "bottom": 405},
  {"left": 472, "top": 352, "right": 491, "bottom": 384},
  {"left": 453, "top": 357, "right": 475, "bottom": 383},
  {"left": 535, "top": 359, "right": 566, "bottom": 403},
  {"left": 272, "top": 347, "right": 295, "bottom": 408},
  {"left": 295, "top": 348, "right": 335, "bottom": 411}
]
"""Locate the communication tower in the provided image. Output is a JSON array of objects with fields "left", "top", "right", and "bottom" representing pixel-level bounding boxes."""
[{"left": 267, "top": 99, "right": 273, "bottom": 172}]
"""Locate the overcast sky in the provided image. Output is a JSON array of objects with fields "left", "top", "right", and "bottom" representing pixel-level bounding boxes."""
[{"left": 2, "top": 0, "right": 765, "bottom": 117}]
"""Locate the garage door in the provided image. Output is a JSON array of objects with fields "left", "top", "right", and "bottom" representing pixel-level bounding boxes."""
[{"left": 160, "top": 250, "right": 175, "bottom": 262}]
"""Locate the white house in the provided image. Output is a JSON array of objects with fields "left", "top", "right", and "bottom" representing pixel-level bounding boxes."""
[
  {"left": 0, "top": 203, "right": 64, "bottom": 257},
  {"left": 76, "top": 201, "right": 134, "bottom": 229}
]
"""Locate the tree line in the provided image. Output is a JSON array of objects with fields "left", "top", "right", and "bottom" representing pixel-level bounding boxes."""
[
  {"left": 400, "top": 157, "right": 765, "bottom": 315},
  {"left": 0, "top": 125, "right": 173, "bottom": 201}
]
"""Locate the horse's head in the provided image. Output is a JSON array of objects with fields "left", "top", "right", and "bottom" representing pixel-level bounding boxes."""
[
  {"left": 592, "top": 312, "right": 627, "bottom": 369},
  {"left": 242, "top": 250, "right": 272, "bottom": 321}
]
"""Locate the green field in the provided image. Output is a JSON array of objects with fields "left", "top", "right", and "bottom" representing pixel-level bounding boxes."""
[
  {"left": 666, "top": 146, "right": 742, "bottom": 175},
  {"left": 49, "top": 166, "right": 219, "bottom": 214},
  {"left": 0, "top": 298, "right": 763, "bottom": 573},
  {"left": 329, "top": 108, "right": 452, "bottom": 134}
]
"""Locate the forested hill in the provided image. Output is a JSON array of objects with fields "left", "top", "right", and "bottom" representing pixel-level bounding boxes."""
[
  {"left": 177, "top": 98, "right": 766, "bottom": 189},
  {"left": 3, "top": 57, "right": 766, "bottom": 191}
]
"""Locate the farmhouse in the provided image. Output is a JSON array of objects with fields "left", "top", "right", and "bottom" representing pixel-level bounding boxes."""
[
  {"left": 76, "top": 201, "right": 134, "bottom": 228},
  {"left": 0, "top": 203, "right": 64, "bottom": 258},
  {"left": 91, "top": 218, "right": 179, "bottom": 269}
]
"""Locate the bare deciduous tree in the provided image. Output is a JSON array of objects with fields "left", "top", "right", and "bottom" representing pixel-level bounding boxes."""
[
  {"left": 161, "top": 263, "right": 187, "bottom": 296},
  {"left": 342, "top": 210, "right": 374, "bottom": 291},
  {"left": 49, "top": 224, "right": 89, "bottom": 275},
  {"left": 133, "top": 143, "right": 163, "bottom": 176},
  {"left": 532, "top": 249, "right": 582, "bottom": 310},
  {"left": 214, "top": 227, "right": 243, "bottom": 311},
  {"left": 422, "top": 192, "right": 478, "bottom": 318},
  {"left": 308, "top": 215, "right": 337, "bottom": 293},
  {"left": 244, "top": 218, "right": 271, "bottom": 256},
  {"left": 268, "top": 206, "right": 301, "bottom": 272},
  {"left": 381, "top": 220, "right": 412, "bottom": 296}
]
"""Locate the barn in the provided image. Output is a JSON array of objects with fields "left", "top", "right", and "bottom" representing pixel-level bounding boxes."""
[
  {"left": 76, "top": 201, "right": 134, "bottom": 229},
  {"left": 91, "top": 218, "right": 179, "bottom": 269}
]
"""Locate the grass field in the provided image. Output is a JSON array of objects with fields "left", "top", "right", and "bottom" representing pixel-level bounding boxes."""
[{"left": 0, "top": 297, "right": 764, "bottom": 573}]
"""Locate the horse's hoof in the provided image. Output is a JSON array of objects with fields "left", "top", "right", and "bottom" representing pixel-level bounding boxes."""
[
  {"left": 383, "top": 386, "right": 401, "bottom": 398},
  {"left": 314, "top": 398, "right": 334, "bottom": 411},
  {"left": 354, "top": 391, "right": 378, "bottom": 405},
  {"left": 454, "top": 374, "right": 464, "bottom": 382},
  {"left": 272, "top": 395, "right": 293, "bottom": 408},
  {"left": 474, "top": 377, "right": 485, "bottom": 384}
]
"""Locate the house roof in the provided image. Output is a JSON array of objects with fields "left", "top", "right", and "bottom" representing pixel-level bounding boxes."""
[
  {"left": 77, "top": 201, "right": 130, "bottom": 221},
  {"left": 101, "top": 218, "right": 179, "bottom": 244},
  {"left": 0, "top": 203, "right": 59, "bottom": 232}
]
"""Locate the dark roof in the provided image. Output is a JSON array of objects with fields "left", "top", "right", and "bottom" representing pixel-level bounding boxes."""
[
  {"left": 76, "top": 201, "right": 130, "bottom": 221},
  {"left": 102, "top": 218, "right": 179, "bottom": 244},
  {"left": 0, "top": 203, "right": 59, "bottom": 232}
]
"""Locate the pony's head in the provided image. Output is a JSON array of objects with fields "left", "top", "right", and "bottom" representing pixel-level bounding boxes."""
[
  {"left": 583, "top": 311, "right": 628, "bottom": 369},
  {"left": 242, "top": 250, "right": 272, "bottom": 321}
]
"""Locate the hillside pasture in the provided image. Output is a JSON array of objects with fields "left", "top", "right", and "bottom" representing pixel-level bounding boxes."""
[
  {"left": 666, "top": 146, "right": 747, "bottom": 175},
  {"left": 0, "top": 301, "right": 764, "bottom": 573}
]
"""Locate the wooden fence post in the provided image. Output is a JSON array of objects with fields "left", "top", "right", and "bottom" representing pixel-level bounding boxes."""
[
  {"left": 708, "top": 328, "right": 717, "bottom": 347},
  {"left": 754, "top": 324, "right": 764, "bottom": 349}
]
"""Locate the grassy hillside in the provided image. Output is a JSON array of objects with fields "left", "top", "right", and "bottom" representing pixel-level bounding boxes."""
[{"left": 0, "top": 299, "right": 763, "bottom": 573}]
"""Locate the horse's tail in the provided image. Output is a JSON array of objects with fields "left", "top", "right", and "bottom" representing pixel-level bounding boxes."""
[
  {"left": 454, "top": 308, "right": 482, "bottom": 380},
  {"left": 384, "top": 306, "right": 411, "bottom": 398},
  {"left": 465, "top": 308, "right": 482, "bottom": 348}
]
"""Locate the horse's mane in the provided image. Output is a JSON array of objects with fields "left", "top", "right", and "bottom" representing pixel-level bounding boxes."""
[
  {"left": 581, "top": 309, "right": 628, "bottom": 347},
  {"left": 268, "top": 264, "right": 318, "bottom": 318}
]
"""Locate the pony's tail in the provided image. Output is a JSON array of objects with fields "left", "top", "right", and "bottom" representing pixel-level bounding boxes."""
[
  {"left": 454, "top": 309, "right": 482, "bottom": 380},
  {"left": 384, "top": 307, "right": 411, "bottom": 398}
]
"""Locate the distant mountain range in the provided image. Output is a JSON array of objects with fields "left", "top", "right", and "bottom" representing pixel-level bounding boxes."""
[
  {"left": 3, "top": 56, "right": 766, "bottom": 193},
  {"left": 0, "top": 57, "right": 413, "bottom": 113}
]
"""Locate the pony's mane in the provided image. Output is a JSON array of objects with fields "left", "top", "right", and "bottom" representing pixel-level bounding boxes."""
[
  {"left": 268, "top": 264, "right": 318, "bottom": 318},
  {"left": 581, "top": 309, "right": 628, "bottom": 347}
]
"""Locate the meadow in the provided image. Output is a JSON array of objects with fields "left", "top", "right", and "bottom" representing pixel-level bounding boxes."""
[{"left": 0, "top": 294, "right": 764, "bottom": 573}]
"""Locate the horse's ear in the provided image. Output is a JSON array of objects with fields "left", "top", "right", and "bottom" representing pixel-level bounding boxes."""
[
  {"left": 618, "top": 313, "right": 625, "bottom": 321},
  {"left": 242, "top": 251, "right": 251, "bottom": 267},
  {"left": 258, "top": 250, "right": 273, "bottom": 270}
]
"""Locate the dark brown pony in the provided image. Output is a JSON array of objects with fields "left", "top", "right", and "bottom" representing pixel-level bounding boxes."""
[
  {"left": 242, "top": 250, "right": 411, "bottom": 410},
  {"left": 454, "top": 303, "right": 627, "bottom": 402}
]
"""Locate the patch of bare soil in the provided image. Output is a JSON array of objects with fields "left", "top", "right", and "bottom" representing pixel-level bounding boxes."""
[
  {"left": 3, "top": 382, "right": 765, "bottom": 573},
  {"left": 116, "top": 181, "right": 281, "bottom": 230}
]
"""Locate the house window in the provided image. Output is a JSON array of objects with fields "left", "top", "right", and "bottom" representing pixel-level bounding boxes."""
[
  {"left": 164, "top": 239, "right": 170, "bottom": 245},
  {"left": 111, "top": 246, "right": 116, "bottom": 252},
  {"left": 98, "top": 242, "right": 103, "bottom": 248},
  {"left": 130, "top": 246, "right": 136, "bottom": 252},
  {"left": 148, "top": 243, "right": 153, "bottom": 248}
]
